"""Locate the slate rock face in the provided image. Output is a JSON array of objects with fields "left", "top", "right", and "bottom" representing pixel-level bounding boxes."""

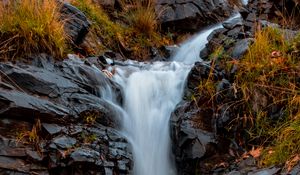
[
  {"left": 156, "top": 0, "right": 235, "bottom": 32},
  {"left": 171, "top": 62, "right": 219, "bottom": 175},
  {"left": 59, "top": 2, "right": 91, "bottom": 45},
  {"left": 0, "top": 54, "right": 132, "bottom": 174}
]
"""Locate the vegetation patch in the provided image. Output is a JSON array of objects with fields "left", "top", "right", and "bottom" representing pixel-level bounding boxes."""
[
  {"left": 230, "top": 27, "right": 300, "bottom": 168},
  {"left": 71, "top": 0, "right": 170, "bottom": 60},
  {"left": 17, "top": 119, "right": 42, "bottom": 146},
  {"left": 0, "top": 0, "right": 67, "bottom": 60}
]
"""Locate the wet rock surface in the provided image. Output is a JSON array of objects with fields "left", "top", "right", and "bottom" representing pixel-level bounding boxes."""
[
  {"left": 0, "top": 54, "right": 132, "bottom": 174},
  {"left": 171, "top": 61, "right": 232, "bottom": 175}
]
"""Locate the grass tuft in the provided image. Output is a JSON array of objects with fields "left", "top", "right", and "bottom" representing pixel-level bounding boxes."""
[
  {"left": 0, "top": 0, "right": 67, "bottom": 60},
  {"left": 125, "top": 0, "right": 158, "bottom": 37}
]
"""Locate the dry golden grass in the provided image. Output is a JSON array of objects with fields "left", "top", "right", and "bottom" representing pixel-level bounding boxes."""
[
  {"left": 70, "top": 0, "right": 118, "bottom": 48},
  {"left": 71, "top": 0, "right": 169, "bottom": 60},
  {"left": 0, "top": 0, "right": 67, "bottom": 60},
  {"left": 124, "top": 0, "right": 158, "bottom": 36},
  {"left": 17, "top": 119, "right": 41, "bottom": 145},
  {"left": 231, "top": 27, "right": 300, "bottom": 168}
]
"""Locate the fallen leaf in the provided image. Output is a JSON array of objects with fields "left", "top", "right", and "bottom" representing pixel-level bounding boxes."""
[
  {"left": 271, "top": 50, "right": 282, "bottom": 58},
  {"left": 249, "top": 147, "right": 262, "bottom": 158}
]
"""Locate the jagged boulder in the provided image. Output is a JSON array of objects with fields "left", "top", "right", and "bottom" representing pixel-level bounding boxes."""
[
  {"left": 156, "top": 0, "right": 235, "bottom": 32},
  {"left": 171, "top": 62, "right": 220, "bottom": 175},
  {"left": 59, "top": 2, "right": 91, "bottom": 45}
]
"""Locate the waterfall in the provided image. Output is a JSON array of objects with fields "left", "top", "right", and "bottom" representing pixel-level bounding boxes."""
[
  {"left": 172, "top": 24, "right": 223, "bottom": 64},
  {"left": 98, "top": 13, "right": 244, "bottom": 175},
  {"left": 114, "top": 62, "right": 191, "bottom": 175},
  {"left": 108, "top": 28, "right": 213, "bottom": 174}
]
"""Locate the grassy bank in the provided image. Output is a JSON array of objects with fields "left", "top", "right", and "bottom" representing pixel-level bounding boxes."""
[
  {"left": 70, "top": 0, "right": 170, "bottom": 60},
  {"left": 0, "top": 0, "right": 67, "bottom": 60},
  {"left": 238, "top": 28, "right": 300, "bottom": 167},
  {"left": 222, "top": 27, "right": 300, "bottom": 168},
  {"left": 0, "top": 0, "right": 171, "bottom": 61}
]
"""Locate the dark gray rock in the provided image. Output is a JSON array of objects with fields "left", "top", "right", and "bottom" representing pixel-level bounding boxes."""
[
  {"left": 0, "top": 90, "right": 69, "bottom": 122},
  {"left": 289, "top": 162, "right": 300, "bottom": 175},
  {"left": 227, "top": 26, "right": 243, "bottom": 38},
  {"left": 184, "top": 61, "right": 216, "bottom": 98},
  {"left": 247, "top": 167, "right": 281, "bottom": 175},
  {"left": 228, "top": 171, "right": 242, "bottom": 175},
  {"left": 0, "top": 63, "right": 80, "bottom": 98},
  {"left": 0, "top": 156, "right": 30, "bottom": 172},
  {"left": 70, "top": 148, "right": 100, "bottom": 163},
  {"left": 223, "top": 17, "right": 243, "bottom": 29},
  {"left": 26, "top": 150, "right": 44, "bottom": 162},
  {"left": 231, "top": 38, "right": 254, "bottom": 59},
  {"left": 156, "top": 0, "right": 235, "bottom": 32},
  {"left": 104, "top": 167, "right": 113, "bottom": 175},
  {"left": 161, "top": 45, "right": 179, "bottom": 59},
  {"left": 42, "top": 123, "right": 64, "bottom": 135},
  {"left": 171, "top": 96, "right": 217, "bottom": 175},
  {"left": 0, "top": 136, "right": 27, "bottom": 157},
  {"left": 69, "top": 125, "right": 83, "bottom": 136},
  {"left": 52, "top": 136, "right": 77, "bottom": 149},
  {"left": 59, "top": 2, "right": 91, "bottom": 45},
  {"left": 0, "top": 54, "right": 132, "bottom": 174},
  {"left": 117, "top": 160, "right": 130, "bottom": 172}
]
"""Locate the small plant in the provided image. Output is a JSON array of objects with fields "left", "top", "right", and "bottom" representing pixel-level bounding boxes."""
[
  {"left": 81, "top": 111, "right": 99, "bottom": 125},
  {"left": 0, "top": 0, "right": 67, "bottom": 60},
  {"left": 80, "top": 132, "right": 97, "bottom": 144},
  {"left": 125, "top": 0, "right": 158, "bottom": 37},
  {"left": 17, "top": 119, "right": 41, "bottom": 145}
]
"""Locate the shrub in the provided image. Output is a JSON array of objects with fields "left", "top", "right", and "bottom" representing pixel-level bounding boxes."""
[{"left": 0, "top": 0, "right": 67, "bottom": 60}]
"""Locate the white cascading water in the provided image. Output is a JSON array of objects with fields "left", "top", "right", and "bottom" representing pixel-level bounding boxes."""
[
  {"left": 98, "top": 12, "right": 244, "bottom": 175},
  {"left": 114, "top": 61, "right": 191, "bottom": 175},
  {"left": 172, "top": 24, "right": 223, "bottom": 64},
  {"left": 108, "top": 24, "right": 219, "bottom": 174}
]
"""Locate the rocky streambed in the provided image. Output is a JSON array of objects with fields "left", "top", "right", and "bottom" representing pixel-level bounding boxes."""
[{"left": 0, "top": 0, "right": 300, "bottom": 175}]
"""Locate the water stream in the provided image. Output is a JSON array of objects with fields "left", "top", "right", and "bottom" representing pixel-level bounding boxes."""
[{"left": 99, "top": 12, "right": 244, "bottom": 175}]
